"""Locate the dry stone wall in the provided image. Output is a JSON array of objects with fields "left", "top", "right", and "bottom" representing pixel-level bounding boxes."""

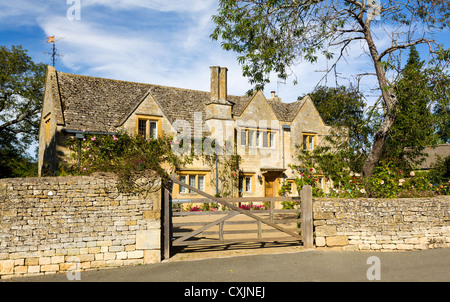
[
  {"left": 0, "top": 175, "right": 162, "bottom": 279},
  {"left": 313, "top": 196, "right": 450, "bottom": 251}
]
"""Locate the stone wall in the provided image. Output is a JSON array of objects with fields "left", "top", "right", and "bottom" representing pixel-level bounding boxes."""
[
  {"left": 0, "top": 175, "right": 162, "bottom": 279},
  {"left": 313, "top": 196, "right": 450, "bottom": 251}
]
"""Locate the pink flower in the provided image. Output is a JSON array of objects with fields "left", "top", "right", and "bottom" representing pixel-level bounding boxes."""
[
  {"left": 89, "top": 154, "right": 92, "bottom": 158},
  {"left": 91, "top": 136, "right": 96, "bottom": 141},
  {"left": 113, "top": 135, "right": 118, "bottom": 141},
  {"left": 410, "top": 171, "right": 415, "bottom": 176},
  {"left": 83, "top": 167, "right": 87, "bottom": 171}
]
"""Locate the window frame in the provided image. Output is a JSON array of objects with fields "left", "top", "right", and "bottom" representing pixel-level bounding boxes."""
[
  {"left": 136, "top": 115, "right": 161, "bottom": 140},
  {"left": 302, "top": 133, "right": 317, "bottom": 151},
  {"left": 179, "top": 173, "right": 207, "bottom": 194},
  {"left": 44, "top": 114, "right": 51, "bottom": 145},
  {"left": 238, "top": 173, "right": 254, "bottom": 193}
]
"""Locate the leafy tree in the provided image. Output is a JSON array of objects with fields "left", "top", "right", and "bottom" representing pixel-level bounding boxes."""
[
  {"left": 304, "top": 85, "right": 377, "bottom": 173},
  {"left": 429, "top": 68, "right": 450, "bottom": 143},
  {"left": 383, "top": 46, "right": 439, "bottom": 169},
  {"left": 0, "top": 45, "right": 46, "bottom": 177},
  {"left": 211, "top": 0, "right": 450, "bottom": 177}
]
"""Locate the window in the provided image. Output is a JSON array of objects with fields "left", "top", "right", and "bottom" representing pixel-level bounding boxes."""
[
  {"left": 262, "top": 131, "right": 268, "bottom": 147},
  {"left": 286, "top": 180, "right": 294, "bottom": 194},
  {"left": 239, "top": 174, "right": 253, "bottom": 193},
  {"left": 149, "top": 121, "right": 157, "bottom": 139},
  {"left": 179, "top": 175, "right": 187, "bottom": 193},
  {"left": 179, "top": 174, "right": 206, "bottom": 194},
  {"left": 261, "top": 130, "right": 274, "bottom": 148},
  {"left": 136, "top": 116, "right": 159, "bottom": 140},
  {"left": 248, "top": 130, "right": 254, "bottom": 146},
  {"left": 198, "top": 175, "right": 205, "bottom": 191},
  {"left": 269, "top": 132, "right": 275, "bottom": 148},
  {"left": 189, "top": 175, "right": 196, "bottom": 193},
  {"left": 242, "top": 129, "right": 275, "bottom": 148},
  {"left": 44, "top": 115, "right": 51, "bottom": 144},
  {"left": 245, "top": 176, "right": 251, "bottom": 192},
  {"left": 138, "top": 119, "right": 147, "bottom": 137},
  {"left": 241, "top": 129, "right": 247, "bottom": 146},
  {"left": 316, "top": 176, "right": 326, "bottom": 190},
  {"left": 302, "top": 133, "right": 316, "bottom": 151}
]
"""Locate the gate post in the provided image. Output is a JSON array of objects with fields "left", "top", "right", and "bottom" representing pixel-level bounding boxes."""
[
  {"left": 163, "top": 187, "right": 172, "bottom": 260},
  {"left": 300, "top": 185, "right": 314, "bottom": 249}
]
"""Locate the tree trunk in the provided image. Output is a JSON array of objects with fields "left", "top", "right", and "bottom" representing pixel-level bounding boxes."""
[
  {"left": 360, "top": 20, "right": 399, "bottom": 178},
  {"left": 362, "top": 111, "right": 397, "bottom": 177}
]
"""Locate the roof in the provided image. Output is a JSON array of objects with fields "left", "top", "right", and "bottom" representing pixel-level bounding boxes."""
[
  {"left": 414, "top": 144, "right": 450, "bottom": 169},
  {"left": 47, "top": 67, "right": 306, "bottom": 133},
  {"left": 266, "top": 98, "right": 307, "bottom": 122},
  {"left": 56, "top": 71, "right": 150, "bottom": 132}
]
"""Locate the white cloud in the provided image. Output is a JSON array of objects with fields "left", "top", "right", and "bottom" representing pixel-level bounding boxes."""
[
  {"left": 25, "top": 0, "right": 401, "bottom": 105},
  {"left": 82, "top": 0, "right": 213, "bottom": 13}
]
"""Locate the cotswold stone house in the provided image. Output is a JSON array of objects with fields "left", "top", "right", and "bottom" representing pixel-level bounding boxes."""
[{"left": 38, "top": 65, "right": 337, "bottom": 198}]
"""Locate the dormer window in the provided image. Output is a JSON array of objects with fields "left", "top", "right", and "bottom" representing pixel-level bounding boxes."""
[
  {"left": 302, "top": 133, "right": 316, "bottom": 151},
  {"left": 136, "top": 115, "right": 160, "bottom": 140}
]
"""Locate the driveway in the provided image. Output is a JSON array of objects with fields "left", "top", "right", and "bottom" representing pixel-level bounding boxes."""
[{"left": 5, "top": 247, "right": 450, "bottom": 282}]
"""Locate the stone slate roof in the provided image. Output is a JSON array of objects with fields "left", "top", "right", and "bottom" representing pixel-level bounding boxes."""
[
  {"left": 56, "top": 71, "right": 150, "bottom": 132},
  {"left": 50, "top": 69, "right": 305, "bottom": 133},
  {"left": 266, "top": 98, "right": 307, "bottom": 122},
  {"left": 414, "top": 144, "right": 450, "bottom": 169}
]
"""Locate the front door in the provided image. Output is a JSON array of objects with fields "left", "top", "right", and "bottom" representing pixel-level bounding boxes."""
[{"left": 265, "top": 176, "right": 276, "bottom": 197}]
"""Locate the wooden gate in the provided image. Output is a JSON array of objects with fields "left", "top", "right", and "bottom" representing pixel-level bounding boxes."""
[{"left": 162, "top": 175, "right": 313, "bottom": 259}]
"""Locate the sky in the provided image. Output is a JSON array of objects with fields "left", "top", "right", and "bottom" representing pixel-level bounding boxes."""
[{"left": 0, "top": 0, "right": 449, "bottom": 106}]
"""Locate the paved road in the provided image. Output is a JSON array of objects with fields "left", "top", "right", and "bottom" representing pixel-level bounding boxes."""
[{"left": 6, "top": 248, "right": 450, "bottom": 282}]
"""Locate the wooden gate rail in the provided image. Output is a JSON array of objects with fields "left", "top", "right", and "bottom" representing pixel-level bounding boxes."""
[
  {"left": 162, "top": 174, "right": 313, "bottom": 259},
  {"left": 171, "top": 198, "right": 301, "bottom": 246}
]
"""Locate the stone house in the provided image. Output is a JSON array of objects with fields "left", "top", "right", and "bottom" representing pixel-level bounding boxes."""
[{"left": 38, "top": 65, "right": 338, "bottom": 198}]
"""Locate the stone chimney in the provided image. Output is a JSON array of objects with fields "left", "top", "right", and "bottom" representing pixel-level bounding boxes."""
[
  {"left": 271, "top": 91, "right": 282, "bottom": 102},
  {"left": 206, "top": 66, "right": 232, "bottom": 122},
  {"left": 210, "top": 66, "right": 227, "bottom": 101}
]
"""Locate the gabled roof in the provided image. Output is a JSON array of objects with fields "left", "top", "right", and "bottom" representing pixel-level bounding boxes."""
[
  {"left": 266, "top": 98, "right": 307, "bottom": 122},
  {"left": 46, "top": 67, "right": 312, "bottom": 132},
  {"left": 56, "top": 70, "right": 150, "bottom": 132}
]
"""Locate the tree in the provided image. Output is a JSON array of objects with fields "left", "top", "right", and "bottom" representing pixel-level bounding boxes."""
[
  {"left": 429, "top": 68, "right": 450, "bottom": 143},
  {"left": 383, "top": 46, "right": 439, "bottom": 169},
  {"left": 0, "top": 45, "right": 46, "bottom": 177},
  {"left": 211, "top": 0, "right": 450, "bottom": 177},
  {"left": 302, "top": 85, "right": 378, "bottom": 173}
]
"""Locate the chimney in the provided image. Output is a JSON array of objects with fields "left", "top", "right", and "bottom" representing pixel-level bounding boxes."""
[
  {"left": 219, "top": 67, "right": 227, "bottom": 101},
  {"left": 271, "top": 91, "right": 281, "bottom": 102},
  {"left": 210, "top": 66, "right": 227, "bottom": 101}
]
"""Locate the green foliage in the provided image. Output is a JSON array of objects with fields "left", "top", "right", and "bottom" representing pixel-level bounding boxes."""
[
  {"left": 383, "top": 46, "right": 440, "bottom": 169},
  {"left": 304, "top": 85, "right": 381, "bottom": 175},
  {"left": 63, "top": 131, "right": 191, "bottom": 193},
  {"left": 428, "top": 156, "right": 450, "bottom": 184},
  {"left": 202, "top": 142, "right": 242, "bottom": 198},
  {"left": 0, "top": 45, "right": 45, "bottom": 178},
  {"left": 292, "top": 146, "right": 447, "bottom": 198}
]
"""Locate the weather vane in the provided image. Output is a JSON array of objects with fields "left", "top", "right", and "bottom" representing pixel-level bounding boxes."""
[{"left": 45, "top": 36, "right": 63, "bottom": 67}]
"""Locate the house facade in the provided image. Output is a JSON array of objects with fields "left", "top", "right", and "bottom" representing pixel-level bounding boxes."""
[{"left": 38, "top": 65, "right": 336, "bottom": 198}]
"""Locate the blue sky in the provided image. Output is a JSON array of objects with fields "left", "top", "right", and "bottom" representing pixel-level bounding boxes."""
[{"left": 1, "top": 0, "right": 449, "bottom": 105}]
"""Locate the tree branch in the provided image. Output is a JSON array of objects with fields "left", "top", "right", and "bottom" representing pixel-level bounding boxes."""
[{"left": 378, "top": 38, "right": 431, "bottom": 61}]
